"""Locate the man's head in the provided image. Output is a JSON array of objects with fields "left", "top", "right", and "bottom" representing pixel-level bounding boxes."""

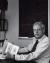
[{"left": 33, "top": 21, "right": 45, "bottom": 39}]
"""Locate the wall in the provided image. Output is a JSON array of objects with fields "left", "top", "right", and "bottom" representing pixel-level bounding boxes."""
[
  {"left": 6, "top": 0, "right": 19, "bottom": 45},
  {"left": 5, "top": 0, "right": 49, "bottom": 47}
]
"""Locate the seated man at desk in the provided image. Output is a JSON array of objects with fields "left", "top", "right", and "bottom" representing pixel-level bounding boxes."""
[{"left": 5, "top": 21, "right": 49, "bottom": 63}]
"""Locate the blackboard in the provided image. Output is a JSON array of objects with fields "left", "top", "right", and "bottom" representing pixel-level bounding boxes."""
[{"left": 19, "top": 0, "right": 48, "bottom": 37}]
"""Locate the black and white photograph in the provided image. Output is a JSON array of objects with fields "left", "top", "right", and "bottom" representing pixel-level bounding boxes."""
[{"left": 0, "top": 0, "right": 50, "bottom": 63}]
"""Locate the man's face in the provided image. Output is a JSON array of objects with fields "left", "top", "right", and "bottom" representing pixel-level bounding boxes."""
[{"left": 33, "top": 24, "right": 43, "bottom": 39}]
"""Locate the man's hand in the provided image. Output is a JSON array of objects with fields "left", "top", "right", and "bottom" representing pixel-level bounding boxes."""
[
  {"left": 26, "top": 53, "right": 34, "bottom": 61},
  {"left": 5, "top": 52, "right": 15, "bottom": 59}
]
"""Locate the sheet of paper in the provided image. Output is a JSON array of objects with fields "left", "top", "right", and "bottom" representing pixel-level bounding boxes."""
[{"left": 3, "top": 40, "right": 19, "bottom": 55}]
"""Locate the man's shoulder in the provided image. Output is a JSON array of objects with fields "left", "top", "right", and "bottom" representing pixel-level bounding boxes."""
[
  {"left": 41, "top": 35, "right": 49, "bottom": 47},
  {"left": 43, "top": 35, "right": 49, "bottom": 42}
]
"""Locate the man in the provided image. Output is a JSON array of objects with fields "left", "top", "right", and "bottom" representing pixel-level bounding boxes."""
[{"left": 6, "top": 21, "right": 49, "bottom": 62}]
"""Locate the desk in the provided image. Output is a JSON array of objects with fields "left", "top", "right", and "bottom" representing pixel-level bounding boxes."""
[
  {"left": 0, "top": 59, "right": 37, "bottom": 63},
  {"left": 8, "top": 59, "right": 37, "bottom": 63},
  {"left": 0, "top": 59, "right": 11, "bottom": 63}
]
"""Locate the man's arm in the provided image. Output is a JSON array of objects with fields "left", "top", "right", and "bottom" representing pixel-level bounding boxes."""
[
  {"left": 18, "top": 43, "right": 33, "bottom": 54},
  {"left": 18, "top": 37, "right": 35, "bottom": 54}
]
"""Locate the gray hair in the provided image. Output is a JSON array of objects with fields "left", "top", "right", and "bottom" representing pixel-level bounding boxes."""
[{"left": 33, "top": 21, "right": 45, "bottom": 33}]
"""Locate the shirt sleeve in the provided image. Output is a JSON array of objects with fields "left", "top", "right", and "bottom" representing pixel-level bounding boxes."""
[
  {"left": 15, "top": 54, "right": 28, "bottom": 61},
  {"left": 18, "top": 38, "right": 35, "bottom": 53},
  {"left": 18, "top": 43, "right": 33, "bottom": 53}
]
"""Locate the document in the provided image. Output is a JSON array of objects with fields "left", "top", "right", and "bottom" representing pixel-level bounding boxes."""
[{"left": 2, "top": 40, "right": 19, "bottom": 55}]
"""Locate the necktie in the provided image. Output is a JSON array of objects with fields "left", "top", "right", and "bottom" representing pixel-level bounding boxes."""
[{"left": 31, "top": 40, "right": 38, "bottom": 52}]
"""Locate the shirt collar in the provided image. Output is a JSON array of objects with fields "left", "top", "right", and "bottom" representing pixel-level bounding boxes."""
[{"left": 36, "top": 35, "right": 46, "bottom": 42}]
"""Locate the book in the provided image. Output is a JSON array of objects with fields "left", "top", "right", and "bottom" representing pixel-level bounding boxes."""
[{"left": 2, "top": 40, "right": 19, "bottom": 55}]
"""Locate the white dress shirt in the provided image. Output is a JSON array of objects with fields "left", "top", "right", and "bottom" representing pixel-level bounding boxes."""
[{"left": 15, "top": 35, "right": 49, "bottom": 61}]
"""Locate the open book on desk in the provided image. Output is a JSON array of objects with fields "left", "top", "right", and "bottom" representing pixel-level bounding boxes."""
[{"left": 2, "top": 40, "right": 19, "bottom": 55}]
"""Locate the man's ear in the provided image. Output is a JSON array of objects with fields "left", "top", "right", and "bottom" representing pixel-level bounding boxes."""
[
  {"left": 42, "top": 28, "right": 45, "bottom": 34},
  {"left": 42, "top": 24, "right": 45, "bottom": 34}
]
